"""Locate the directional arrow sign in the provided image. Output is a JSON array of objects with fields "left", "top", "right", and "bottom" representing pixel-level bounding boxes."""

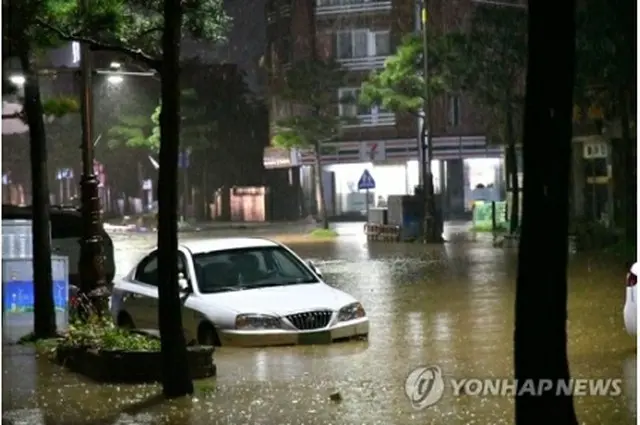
[{"left": 357, "top": 169, "right": 376, "bottom": 190}]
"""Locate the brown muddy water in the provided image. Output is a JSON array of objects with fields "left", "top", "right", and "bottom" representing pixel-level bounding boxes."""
[{"left": 2, "top": 223, "right": 636, "bottom": 425}]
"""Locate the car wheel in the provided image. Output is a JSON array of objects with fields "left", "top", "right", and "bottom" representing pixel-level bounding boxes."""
[
  {"left": 117, "top": 312, "right": 135, "bottom": 329},
  {"left": 197, "top": 322, "right": 221, "bottom": 347}
]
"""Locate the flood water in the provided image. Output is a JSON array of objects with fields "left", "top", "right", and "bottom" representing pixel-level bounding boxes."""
[{"left": 2, "top": 223, "right": 636, "bottom": 425}]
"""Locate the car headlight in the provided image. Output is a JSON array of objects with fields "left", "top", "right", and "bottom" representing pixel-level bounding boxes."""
[
  {"left": 337, "top": 302, "right": 366, "bottom": 322},
  {"left": 235, "top": 314, "right": 281, "bottom": 330}
]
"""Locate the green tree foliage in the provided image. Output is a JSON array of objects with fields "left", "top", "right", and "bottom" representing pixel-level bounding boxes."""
[
  {"left": 574, "top": 0, "right": 636, "bottom": 263},
  {"left": 273, "top": 59, "right": 353, "bottom": 148},
  {"left": 360, "top": 32, "right": 459, "bottom": 242},
  {"left": 359, "top": 33, "right": 457, "bottom": 116},
  {"left": 362, "top": 8, "right": 527, "bottom": 234},
  {"left": 574, "top": 0, "right": 635, "bottom": 119},
  {"left": 272, "top": 58, "right": 351, "bottom": 229},
  {"left": 2, "top": 0, "right": 91, "bottom": 340},
  {"left": 454, "top": 5, "right": 527, "bottom": 234},
  {"left": 36, "top": 0, "right": 231, "bottom": 69},
  {"left": 453, "top": 5, "right": 527, "bottom": 133},
  {"left": 108, "top": 115, "right": 154, "bottom": 150}
]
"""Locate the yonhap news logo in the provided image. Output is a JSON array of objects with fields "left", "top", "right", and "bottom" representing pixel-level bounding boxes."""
[{"left": 404, "top": 365, "right": 623, "bottom": 410}]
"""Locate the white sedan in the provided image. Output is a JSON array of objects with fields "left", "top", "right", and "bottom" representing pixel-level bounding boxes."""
[
  {"left": 623, "top": 262, "right": 637, "bottom": 336},
  {"left": 109, "top": 237, "right": 369, "bottom": 347}
]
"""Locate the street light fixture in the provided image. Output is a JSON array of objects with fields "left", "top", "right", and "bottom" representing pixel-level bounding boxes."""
[{"left": 9, "top": 75, "right": 25, "bottom": 86}]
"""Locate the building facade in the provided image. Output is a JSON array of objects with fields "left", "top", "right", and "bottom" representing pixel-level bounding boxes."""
[
  {"left": 264, "top": 0, "right": 510, "bottom": 165},
  {"left": 264, "top": 0, "right": 517, "bottom": 217}
]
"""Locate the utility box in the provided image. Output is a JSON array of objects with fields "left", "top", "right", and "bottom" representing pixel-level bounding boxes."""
[
  {"left": 2, "top": 219, "right": 35, "bottom": 259},
  {"left": 2, "top": 256, "right": 69, "bottom": 343},
  {"left": 387, "top": 195, "right": 424, "bottom": 241},
  {"left": 367, "top": 208, "right": 388, "bottom": 225}
]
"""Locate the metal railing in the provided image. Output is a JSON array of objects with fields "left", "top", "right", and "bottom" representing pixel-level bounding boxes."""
[
  {"left": 316, "top": 0, "right": 392, "bottom": 15},
  {"left": 337, "top": 56, "right": 386, "bottom": 70},
  {"left": 343, "top": 112, "right": 395, "bottom": 127}
]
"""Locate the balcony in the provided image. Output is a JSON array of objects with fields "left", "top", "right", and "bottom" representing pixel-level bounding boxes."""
[
  {"left": 316, "top": 0, "right": 392, "bottom": 16},
  {"left": 343, "top": 113, "right": 396, "bottom": 128},
  {"left": 337, "top": 56, "right": 386, "bottom": 71}
]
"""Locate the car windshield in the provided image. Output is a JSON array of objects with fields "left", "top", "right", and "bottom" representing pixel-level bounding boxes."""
[{"left": 192, "top": 246, "right": 319, "bottom": 294}]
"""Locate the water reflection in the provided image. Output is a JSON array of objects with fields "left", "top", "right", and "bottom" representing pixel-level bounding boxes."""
[{"left": 3, "top": 229, "right": 636, "bottom": 425}]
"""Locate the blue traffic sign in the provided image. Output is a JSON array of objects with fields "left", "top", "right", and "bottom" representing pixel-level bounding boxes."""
[
  {"left": 357, "top": 169, "right": 376, "bottom": 190},
  {"left": 56, "top": 168, "right": 73, "bottom": 180}
]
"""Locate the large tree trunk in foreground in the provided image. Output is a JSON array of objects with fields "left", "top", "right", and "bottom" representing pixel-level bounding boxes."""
[
  {"left": 514, "top": 0, "right": 578, "bottom": 423},
  {"left": 20, "top": 44, "right": 57, "bottom": 339},
  {"left": 314, "top": 141, "right": 329, "bottom": 229},
  {"left": 156, "top": 0, "right": 194, "bottom": 398}
]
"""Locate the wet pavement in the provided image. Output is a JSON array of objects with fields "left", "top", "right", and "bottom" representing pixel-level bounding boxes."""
[{"left": 2, "top": 222, "right": 636, "bottom": 424}]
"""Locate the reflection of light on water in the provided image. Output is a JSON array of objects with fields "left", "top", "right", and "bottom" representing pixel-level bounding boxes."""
[
  {"left": 255, "top": 350, "right": 268, "bottom": 381},
  {"left": 432, "top": 311, "right": 452, "bottom": 356},
  {"left": 406, "top": 312, "right": 425, "bottom": 356}
]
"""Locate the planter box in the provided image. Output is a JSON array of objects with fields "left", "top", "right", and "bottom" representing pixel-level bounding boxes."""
[{"left": 55, "top": 345, "right": 215, "bottom": 383}]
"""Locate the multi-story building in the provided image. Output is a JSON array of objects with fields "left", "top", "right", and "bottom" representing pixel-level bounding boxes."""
[{"left": 265, "top": 0, "right": 509, "bottom": 217}]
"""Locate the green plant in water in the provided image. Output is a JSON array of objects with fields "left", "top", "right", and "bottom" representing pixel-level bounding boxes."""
[
  {"left": 309, "top": 228, "right": 339, "bottom": 238},
  {"left": 58, "top": 314, "right": 161, "bottom": 352}
]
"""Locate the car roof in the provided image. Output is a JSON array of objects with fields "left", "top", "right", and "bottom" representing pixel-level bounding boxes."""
[{"left": 180, "top": 237, "right": 279, "bottom": 255}]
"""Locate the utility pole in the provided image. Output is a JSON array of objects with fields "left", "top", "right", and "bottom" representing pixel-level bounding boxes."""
[
  {"left": 420, "top": 0, "right": 439, "bottom": 243},
  {"left": 78, "top": 0, "right": 108, "bottom": 308}
]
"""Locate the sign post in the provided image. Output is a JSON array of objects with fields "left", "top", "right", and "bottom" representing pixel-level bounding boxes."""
[{"left": 357, "top": 169, "right": 376, "bottom": 220}]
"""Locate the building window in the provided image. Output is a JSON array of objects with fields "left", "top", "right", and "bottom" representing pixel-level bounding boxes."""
[
  {"left": 336, "top": 30, "right": 390, "bottom": 59},
  {"left": 338, "top": 88, "right": 369, "bottom": 117},
  {"left": 373, "top": 31, "right": 391, "bottom": 56},
  {"left": 448, "top": 94, "right": 461, "bottom": 127}
]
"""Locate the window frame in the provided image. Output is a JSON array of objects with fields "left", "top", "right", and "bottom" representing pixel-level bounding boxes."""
[
  {"left": 336, "top": 29, "right": 388, "bottom": 59},
  {"left": 371, "top": 30, "right": 391, "bottom": 56},
  {"left": 448, "top": 94, "right": 461, "bottom": 127},
  {"left": 134, "top": 250, "right": 188, "bottom": 287}
]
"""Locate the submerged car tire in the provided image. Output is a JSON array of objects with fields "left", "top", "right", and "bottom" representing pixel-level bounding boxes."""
[
  {"left": 197, "top": 322, "right": 221, "bottom": 347},
  {"left": 117, "top": 312, "right": 135, "bottom": 329}
]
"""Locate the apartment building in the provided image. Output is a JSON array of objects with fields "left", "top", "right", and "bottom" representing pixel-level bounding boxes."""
[{"left": 265, "top": 0, "right": 510, "bottom": 216}]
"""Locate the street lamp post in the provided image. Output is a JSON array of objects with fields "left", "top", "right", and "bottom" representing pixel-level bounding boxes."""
[{"left": 77, "top": 10, "right": 108, "bottom": 307}]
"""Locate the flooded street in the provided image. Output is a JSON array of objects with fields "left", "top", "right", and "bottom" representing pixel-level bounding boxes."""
[{"left": 3, "top": 223, "right": 636, "bottom": 425}]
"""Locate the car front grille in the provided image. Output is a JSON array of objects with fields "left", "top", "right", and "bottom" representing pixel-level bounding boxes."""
[{"left": 286, "top": 310, "right": 333, "bottom": 330}]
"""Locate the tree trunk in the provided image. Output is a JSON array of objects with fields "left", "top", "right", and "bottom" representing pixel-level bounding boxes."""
[
  {"left": 514, "top": 0, "right": 578, "bottom": 424},
  {"left": 19, "top": 43, "right": 57, "bottom": 339},
  {"left": 505, "top": 101, "right": 520, "bottom": 234},
  {"left": 156, "top": 0, "right": 194, "bottom": 398},
  {"left": 314, "top": 141, "right": 329, "bottom": 229},
  {"left": 421, "top": 120, "right": 442, "bottom": 243},
  {"left": 618, "top": 86, "right": 636, "bottom": 267}
]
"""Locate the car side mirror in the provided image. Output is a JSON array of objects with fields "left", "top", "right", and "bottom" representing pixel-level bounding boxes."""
[
  {"left": 178, "top": 273, "right": 191, "bottom": 293},
  {"left": 307, "top": 260, "right": 323, "bottom": 278}
]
